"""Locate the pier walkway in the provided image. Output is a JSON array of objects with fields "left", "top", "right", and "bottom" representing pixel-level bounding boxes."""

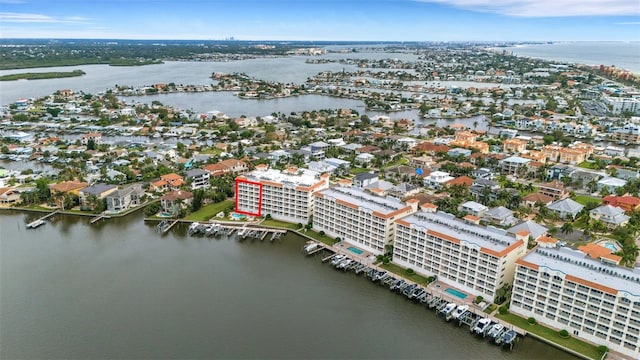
[
  {"left": 90, "top": 212, "right": 111, "bottom": 224},
  {"left": 26, "top": 210, "right": 60, "bottom": 229}
]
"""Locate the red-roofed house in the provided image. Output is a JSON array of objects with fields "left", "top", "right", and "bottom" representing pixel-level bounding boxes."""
[
  {"left": 446, "top": 176, "right": 473, "bottom": 188},
  {"left": 150, "top": 173, "right": 184, "bottom": 192},
  {"left": 602, "top": 195, "right": 640, "bottom": 212}
]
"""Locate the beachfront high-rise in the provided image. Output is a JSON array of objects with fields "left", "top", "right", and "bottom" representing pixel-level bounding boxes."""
[
  {"left": 393, "top": 210, "right": 528, "bottom": 302},
  {"left": 312, "top": 186, "right": 419, "bottom": 255},
  {"left": 510, "top": 247, "right": 640, "bottom": 359},
  {"left": 235, "top": 165, "right": 330, "bottom": 224}
]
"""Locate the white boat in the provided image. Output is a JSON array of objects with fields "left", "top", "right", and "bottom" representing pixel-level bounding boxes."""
[
  {"left": 487, "top": 323, "right": 505, "bottom": 340},
  {"left": 451, "top": 304, "right": 469, "bottom": 320},
  {"left": 205, "top": 224, "right": 221, "bottom": 235},
  {"left": 337, "top": 259, "right": 352, "bottom": 269},
  {"left": 330, "top": 254, "right": 345, "bottom": 266},
  {"left": 497, "top": 329, "right": 517, "bottom": 347},
  {"left": 187, "top": 222, "right": 200, "bottom": 234},
  {"left": 473, "top": 318, "right": 492, "bottom": 335},
  {"left": 303, "top": 242, "right": 319, "bottom": 255},
  {"left": 441, "top": 303, "right": 457, "bottom": 316}
]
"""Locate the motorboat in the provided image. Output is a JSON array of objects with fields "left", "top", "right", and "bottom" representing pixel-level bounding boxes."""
[
  {"left": 330, "top": 254, "right": 345, "bottom": 266},
  {"left": 441, "top": 303, "right": 457, "bottom": 316},
  {"left": 187, "top": 222, "right": 200, "bottom": 235},
  {"left": 487, "top": 323, "right": 505, "bottom": 340},
  {"left": 390, "top": 279, "right": 406, "bottom": 291},
  {"left": 303, "top": 242, "right": 320, "bottom": 255},
  {"left": 451, "top": 304, "right": 469, "bottom": 320},
  {"left": 497, "top": 329, "right": 517, "bottom": 348},
  {"left": 402, "top": 284, "right": 417, "bottom": 297},
  {"left": 472, "top": 318, "right": 492, "bottom": 336}
]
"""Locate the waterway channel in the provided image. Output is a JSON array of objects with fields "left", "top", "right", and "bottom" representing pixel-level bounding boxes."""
[{"left": 1, "top": 211, "right": 577, "bottom": 359}]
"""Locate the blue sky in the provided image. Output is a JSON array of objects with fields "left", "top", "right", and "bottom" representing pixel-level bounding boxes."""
[{"left": 1, "top": 0, "right": 639, "bottom": 41}]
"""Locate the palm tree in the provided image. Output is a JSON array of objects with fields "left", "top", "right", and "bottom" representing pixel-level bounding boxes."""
[
  {"left": 560, "top": 222, "right": 574, "bottom": 236},
  {"left": 620, "top": 244, "right": 639, "bottom": 268}
]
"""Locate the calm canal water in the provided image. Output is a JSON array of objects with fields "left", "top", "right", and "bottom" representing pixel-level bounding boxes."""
[{"left": 1, "top": 211, "right": 576, "bottom": 359}]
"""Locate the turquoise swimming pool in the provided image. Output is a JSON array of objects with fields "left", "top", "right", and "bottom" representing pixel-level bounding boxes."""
[
  {"left": 445, "top": 288, "right": 467, "bottom": 299},
  {"left": 347, "top": 246, "right": 363, "bottom": 255},
  {"left": 603, "top": 243, "right": 617, "bottom": 251},
  {"left": 231, "top": 213, "right": 246, "bottom": 220}
]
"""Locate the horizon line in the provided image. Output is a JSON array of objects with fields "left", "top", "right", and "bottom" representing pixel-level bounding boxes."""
[{"left": 1, "top": 38, "right": 639, "bottom": 43}]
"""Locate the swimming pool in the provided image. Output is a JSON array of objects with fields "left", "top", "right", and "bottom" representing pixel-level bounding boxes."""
[
  {"left": 347, "top": 246, "right": 363, "bottom": 255},
  {"left": 445, "top": 288, "right": 468, "bottom": 299},
  {"left": 603, "top": 242, "right": 617, "bottom": 251},
  {"left": 230, "top": 213, "right": 246, "bottom": 220}
]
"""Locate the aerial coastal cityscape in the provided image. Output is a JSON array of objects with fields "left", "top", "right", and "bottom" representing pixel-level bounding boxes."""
[{"left": 1, "top": 1, "right": 640, "bottom": 360}]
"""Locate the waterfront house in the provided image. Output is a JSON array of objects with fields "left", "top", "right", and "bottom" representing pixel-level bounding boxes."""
[
  {"left": 81, "top": 132, "right": 102, "bottom": 146},
  {"left": 49, "top": 181, "right": 89, "bottom": 197},
  {"left": 160, "top": 190, "right": 194, "bottom": 215},
  {"left": 150, "top": 173, "right": 185, "bottom": 193},
  {"left": 0, "top": 187, "right": 21, "bottom": 205},
  {"left": 105, "top": 184, "right": 144, "bottom": 213},
  {"left": 185, "top": 169, "right": 210, "bottom": 190},
  {"left": 78, "top": 183, "right": 118, "bottom": 210}
]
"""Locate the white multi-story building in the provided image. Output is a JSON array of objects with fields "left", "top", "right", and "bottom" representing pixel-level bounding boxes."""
[
  {"left": 236, "top": 166, "right": 330, "bottom": 224},
  {"left": 393, "top": 211, "right": 528, "bottom": 302},
  {"left": 603, "top": 96, "right": 640, "bottom": 115},
  {"left": 313, "top": 186, "right": 419, "bottom": 255},
  {"left": 511, "top": 247, "right": 640, "bottom": 359}
]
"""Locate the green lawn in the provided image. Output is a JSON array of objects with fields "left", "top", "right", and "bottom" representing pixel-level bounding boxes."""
[
  {"left": 351, "top": 167, "right": 371, "bottom": 175},
  {"left": 184, "top": 200, "right": 234, "bottom": 221},
  {"left": 301, "top": 229, "right": 337, "bottom": 246},
  {"left": 261, "top": 218, "right": 301, "bottom": 230},
  {"left": 577, "top": 161, "right": 596, "bottom": 170},
  {"left": 381, "top": 263, "right": 431, "bottom": 286},
  {"left": 572, "top": 194, "right": 602, "bottom": 207},
  {"left": 496, "top": 313, "right": 603, "bottom": 360}
]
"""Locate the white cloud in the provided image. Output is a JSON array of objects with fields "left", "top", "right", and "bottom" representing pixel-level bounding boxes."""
[
  {"left": 415, "top": 0, "right": 640, "bottom": 17},
  {"left": 0, "top": 12, "right": 90, "bottom": 24}
]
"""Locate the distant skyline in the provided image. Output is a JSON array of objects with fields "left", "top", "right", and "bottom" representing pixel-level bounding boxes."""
[{"left": 1, "top": 0, "right": 639, "bottom": 41}]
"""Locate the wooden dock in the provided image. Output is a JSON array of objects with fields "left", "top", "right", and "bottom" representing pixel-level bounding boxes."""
[
  {"left": 26, "top": 210, "right": 60, "bottom": 229},
  {"left": 90, "top": 212, "right": 110, "bottom": 224}
]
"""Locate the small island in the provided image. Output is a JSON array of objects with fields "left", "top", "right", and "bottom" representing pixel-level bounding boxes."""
[{"left": 0, "top": 69, "right": 86, "bottom": 81}]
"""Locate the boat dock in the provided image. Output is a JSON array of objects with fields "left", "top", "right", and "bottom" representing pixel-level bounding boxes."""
[
  {"left": 156, "top": 219, "right": 180, "bottom": 234},
  {"left": 301, "top": 241, "right": 526, "bottom": 351},
  {"left": 186, "top": 222, "right": 287, "bottom": 241},
  {"left": 26, "top": 210, "right": 60, "bottom": 229},
  {"left": 90, "top": 212, "right": 111, "bottom": 224}
]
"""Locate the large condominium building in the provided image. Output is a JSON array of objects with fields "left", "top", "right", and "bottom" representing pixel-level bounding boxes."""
[
  {"left": 313, "top": 186, "right": 419, "bottom": 255},
  {"left": 511, "top": 247, "right": 640, "bottom": 359},
  {"left": 393, "top": 211, "right": 528, "bottom": 302},
  {"left": 236, "top": 166, "right": 330, "bottom": 224}
]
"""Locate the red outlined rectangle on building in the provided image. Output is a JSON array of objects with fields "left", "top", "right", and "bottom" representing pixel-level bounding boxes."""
[{"left": 235, "top": 178, "right": 262, "bottom": 217}]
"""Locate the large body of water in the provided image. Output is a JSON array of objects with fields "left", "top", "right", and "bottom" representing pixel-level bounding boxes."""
[
  {"left": 506, "top": 42, "right": 640, "bottom": 74},
  {"left": 0, "top": 212, "right": 576, "bottom": 359}
]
